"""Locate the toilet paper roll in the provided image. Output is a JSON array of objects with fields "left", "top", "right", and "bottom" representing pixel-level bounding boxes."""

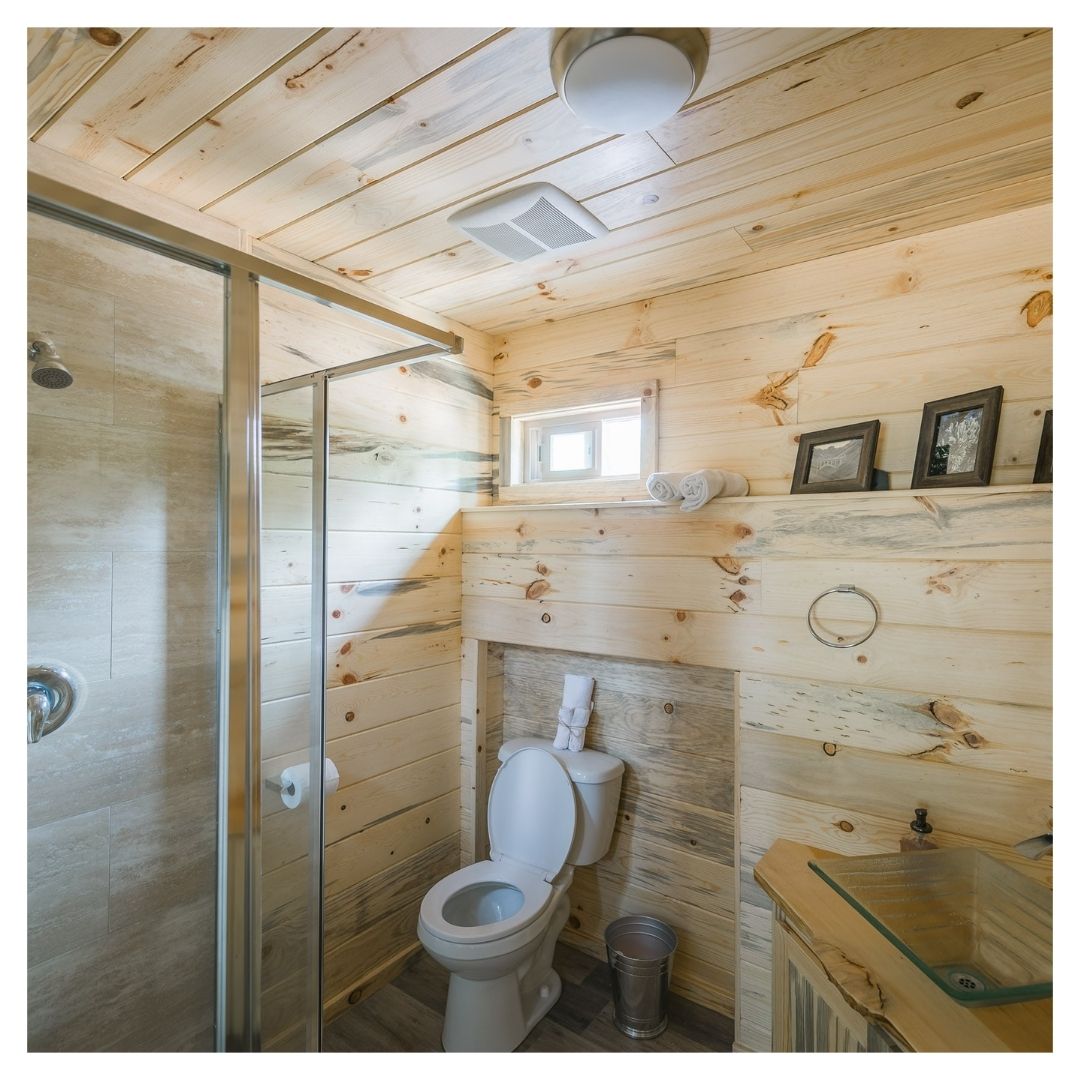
[{"left": 280, "top": 758, "right": 340, "bottom": 810}]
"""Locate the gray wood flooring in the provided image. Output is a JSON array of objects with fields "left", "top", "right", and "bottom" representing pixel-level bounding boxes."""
[{"left": 325, "top": 942, "right": 734, "bottom": 1052}]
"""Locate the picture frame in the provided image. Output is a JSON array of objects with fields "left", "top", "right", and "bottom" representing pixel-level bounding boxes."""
[
  {"left": 790, "top": 419, "right": 881, "bottom": 494},
  {"left": 911, "top": 386, "right": 1003, "bottom": 489},
  {"left": 1033, "top": 409, "right": 1052, "bottom": 483}
]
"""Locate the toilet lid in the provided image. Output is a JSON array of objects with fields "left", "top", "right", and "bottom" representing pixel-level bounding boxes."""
[{"left": 488, "top": 747, "right": 576, "bottom": 882}]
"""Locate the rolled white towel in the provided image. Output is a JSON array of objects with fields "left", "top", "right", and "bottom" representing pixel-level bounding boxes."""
[
  {"left": 646, "top": 471, "right": 689, "bottom": 503},
  {"left": 554, "top": 673, "right": 594, "bottom": 752},
  {"left": 679, "top": 469, "right": 748, "bottom": 511}
]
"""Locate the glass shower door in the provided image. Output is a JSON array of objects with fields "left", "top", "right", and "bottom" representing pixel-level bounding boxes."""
[{"left": 26, "top": 209, "right": 225, "bottom": 1051}]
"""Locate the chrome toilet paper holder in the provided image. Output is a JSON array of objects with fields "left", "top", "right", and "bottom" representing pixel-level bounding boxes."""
[{"left": 265, "top": 774, "right": 296, "bottom": 798}]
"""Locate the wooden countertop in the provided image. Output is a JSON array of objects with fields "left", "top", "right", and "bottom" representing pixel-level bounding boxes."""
[{"left": 754, "top": 840, "right": 1052, "bottom": 1053}]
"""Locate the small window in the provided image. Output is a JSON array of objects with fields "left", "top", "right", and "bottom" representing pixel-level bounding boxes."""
[
  {"left": 499, "top": 381, "right": 658, "bottom": 492},
  {"left": 522, "top": 402, "right": 641, "bottom": 482}
]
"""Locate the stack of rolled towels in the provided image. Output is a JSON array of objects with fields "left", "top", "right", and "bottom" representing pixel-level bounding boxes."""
[
  {"left": 646, "top": 468, "right": 749, "bottom": 511},
  {"left": 553, "top": 673, "right": 594, "bottom": 753}
]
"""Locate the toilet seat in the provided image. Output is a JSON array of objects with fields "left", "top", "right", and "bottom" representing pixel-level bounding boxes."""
[
  {"left": 419, "top": 858, "right": 554, "bottom": 945},
  {"left": 419, "top": 748, "right": 578, "bottom": 948}
]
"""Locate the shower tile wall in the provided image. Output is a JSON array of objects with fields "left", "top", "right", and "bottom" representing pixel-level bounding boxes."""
[{"left": 26, "top": 213, "right": 223, "bottom": 1051}]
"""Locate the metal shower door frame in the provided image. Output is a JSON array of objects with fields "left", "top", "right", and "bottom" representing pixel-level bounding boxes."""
[{"left": 27, "top": 170, "right": 462, "bottom": 1053}]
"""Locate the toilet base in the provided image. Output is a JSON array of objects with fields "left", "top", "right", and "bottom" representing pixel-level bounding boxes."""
[{"left": 441, "top": 966, "right": 562, "bottom": 1053}]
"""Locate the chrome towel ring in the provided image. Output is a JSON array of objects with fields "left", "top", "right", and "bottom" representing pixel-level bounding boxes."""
[{"left": 806, "top": 585, "right": 880, "bottom": 649}]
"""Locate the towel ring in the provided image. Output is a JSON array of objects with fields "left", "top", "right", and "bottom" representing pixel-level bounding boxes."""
[{"left": 806, "top": 585, "right": 879, "bottom": 649}]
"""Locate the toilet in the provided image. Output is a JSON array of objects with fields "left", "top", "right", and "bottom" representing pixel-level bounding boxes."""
[{"left": 417, "top": 736, "right": 624, "bottom": 1052}]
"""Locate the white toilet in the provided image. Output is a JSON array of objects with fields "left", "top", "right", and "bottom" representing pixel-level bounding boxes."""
[{"left": 417, "top": 736, "right": 624, "bottom": 1052}]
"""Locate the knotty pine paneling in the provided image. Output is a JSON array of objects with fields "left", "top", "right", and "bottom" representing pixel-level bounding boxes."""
[
  {"left": 493, "top": 204, "right": 1051, "bottom": 500},
  {"left": 258, "top": 285, "right": 495, "bottom": 1039},
  {"left": 492, "top": 646, "right": 737, "bottom": 1015},
  {"left": 461, "top": 484, "right": 1051, "bottom": 1046}
]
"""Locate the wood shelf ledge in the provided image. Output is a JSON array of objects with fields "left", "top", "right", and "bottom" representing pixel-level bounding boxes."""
[{"left": 468, "top": 483, "right": 1051, "bottom": 514}]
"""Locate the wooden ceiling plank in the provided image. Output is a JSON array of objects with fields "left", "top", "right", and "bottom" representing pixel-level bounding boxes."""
[
  {"left": 266, "top": 97, "right": 617, "bottom": 259},
  {"left": 739, "top": 137, "right": 1052, "bottom": 251},
  {"left": 689, "top": 28, "right": 862, "bottom": 104},
  {"left": 318, "top": 132, "right": 672, "bottom": 285},
  {"left": 315, "top": 134, "right": 674, "bottom": 286},
  {"left": 463, "top": 172, "right": 1051, "bottom": 334},
  {"left": 404, "top": 90, "right": 1050, "bottom": 315},
  {"left": 128, "top": 27, "right": 496, "bottom": 208},
  {"left": 35, "top": 28, "right": 319, "bottom": 176},
  {"left": 360, "top": 30, "right": 1051, "bottom": 315},
  {"left": 207, "top": 29, "right": 553, "bottom": 236},
  {"left": 590, "top": 31, "right": 1052, "bottom": 232},
  {"left": 494, "top": 202, "right": 1051, "bottom": 369},
  {"left": 650, "top": 27, "right": 1043, "bottom": 164},
  {"left": 28, "top": 27, "right": 138, "bottom": 138}
]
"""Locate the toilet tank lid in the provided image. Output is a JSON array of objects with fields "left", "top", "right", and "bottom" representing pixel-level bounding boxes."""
[{"left": 498, "top": 737, "right": 624, "bottom": 783}]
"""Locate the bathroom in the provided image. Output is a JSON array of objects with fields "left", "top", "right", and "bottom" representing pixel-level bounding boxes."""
[{"left": 25, "top": 19, "right": 1053, "bottom": 1056}]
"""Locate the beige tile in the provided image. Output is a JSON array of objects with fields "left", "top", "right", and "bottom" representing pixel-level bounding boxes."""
[
  {"left": 108, "top": 776, "right": 217, "bottom": 932},
  {"left": 28, "top": 414, "right": 219, "bottom": 551},
  {"left": 27, "top": 550, "right": 112, "bottom": 681},
  {"left": 27, "top": 660, "right": 217, "bottom": 829},
  {"left": 111, "top": 551, "right": 218, "bottom": 678},
  {"left": 27, "top": 897, "right": 215, "bottom": 1051},
  {"left": 27, "top": 808, "right": 109, "bottom": 966},
  {"left": 27, "top": 274, "right": 114, "bottom": 424},
  {"left": 29, "top": 211, "right": 224, "bottom": 319},
  {"left": 112, "top": 293, "right": 224, "bottom": 437}
]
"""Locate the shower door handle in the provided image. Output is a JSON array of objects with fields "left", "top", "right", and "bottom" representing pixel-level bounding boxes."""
[{"left": 27, "top": 664, "right": 82, "bottom": 743}]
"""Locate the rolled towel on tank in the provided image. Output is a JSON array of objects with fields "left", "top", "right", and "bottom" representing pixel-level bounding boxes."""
[
  {"left": 554, "top": 673, "right": 594, "bottom": 752},
  {"left": 679, "top": 468, "right": 748, "bottom": 511},
  {"left": 646, "top": 471, "right": 689, "bottom": 503}
]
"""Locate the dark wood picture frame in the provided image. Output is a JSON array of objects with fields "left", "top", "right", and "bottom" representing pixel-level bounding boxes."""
[
  {"left": 1033, "top": 409, "right": 1052, "bottom": 483},
  {"left": 911, "top": 385, "right": 1003, "bottom": 489},
  {"left": 790, "top": 419, "right": 881, "bottom": 494}
]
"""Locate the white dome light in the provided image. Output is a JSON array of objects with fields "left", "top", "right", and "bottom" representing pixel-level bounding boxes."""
[{"left": 551, "top": 28, "right": 708, "bottom": 134}]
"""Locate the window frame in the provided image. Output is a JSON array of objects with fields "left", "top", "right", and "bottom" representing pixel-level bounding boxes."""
[{"left": 498, "top": 380, "right": 659, "bottom": 497}]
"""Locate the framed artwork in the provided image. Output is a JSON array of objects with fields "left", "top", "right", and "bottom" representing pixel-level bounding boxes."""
[
  {"left": 911, "top": 386, "right": 1003, "bottom": 489},
  {"left": 790, "top": 420, "right": 881, "bottom": 494},
  {"left": 1033, "top": 409, "right": 1052, "bottom": 483}
]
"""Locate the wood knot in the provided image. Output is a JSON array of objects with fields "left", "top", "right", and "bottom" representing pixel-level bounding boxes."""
[
  {"left": 643, "top": 386, "right": 653, "bottom": 397},
  {"left": 348, "top": 986, "right": 365, "bottom": 1005},
  {"left": 331, "top": 609, "right": 342, "bottom": 619},
  {"left": 663, "top": 702, "right": 675, "bottom": 714},
  {"left": 89, "top": 27, "right": 123, "bottom": 46},
  {"left": 823, "top": 742, "right": 838, "bottom": 756},
  {"left": 962, "top": 731, "right": 986, "bottom": 749},
  {"left": 674, "top": 610, "right": 688, "bottom": 622},
  {"left": 837, "top": 819, "right": 854, "bottom": 833},
  {"left": 1021, "top": 290, "right": 1053, "bottom": 328},
  {"left": 729, "top": 589, "right": 747, "bottom": 605},
  {"left": 955, "top": 90, "right": 984, "bottom": 109},
  {"left": 342, "top": 673, "right": 357, "bottom": 685},
  {"left": 735, "top": 524, "right": 753, "bottom": 539},
  {"left": 803, "top": 331, "right": 836, "bottom": 368},
  {"left": 339, "top": 641, "right": 352, "bottom": 654},
  {"left": 712, "top": 555, "right": 741, "bottom": 574},
  {"left": 525, "top": 579, "right": 551, "bottom": 600},
  {"left": 567, "top": 915, "right": 581, "bottom": 930},
  {"left": 526, "top": 377, "right": 542, "bottom": 389},
  {"left": 345, "top": 711, "right": 355, "bottom": 722},
  {"left": 856, "top": 655, "right": 868, "bottom": 664},
  {"left": 540, "top": 612, "right": 551, "bottom": 623},
  {"left": 535, "top": 563, "right": 549, "bottom": 575}
]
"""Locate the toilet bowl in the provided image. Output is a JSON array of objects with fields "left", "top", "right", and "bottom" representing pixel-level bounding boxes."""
[{"left": 418, "top": 740, "right": 624, "bottom": 1052}]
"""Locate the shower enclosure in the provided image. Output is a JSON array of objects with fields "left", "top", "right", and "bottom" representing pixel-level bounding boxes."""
[{"left": 26, "top": 174, "right": 465, "bottom": 1051}]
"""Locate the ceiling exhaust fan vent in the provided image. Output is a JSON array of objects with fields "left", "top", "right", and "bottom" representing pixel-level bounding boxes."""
[{"left": 448, "top": 182, "right": 608, "bottom": 262}]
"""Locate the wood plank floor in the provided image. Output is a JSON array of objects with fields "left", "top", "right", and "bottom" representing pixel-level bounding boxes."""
[{"left": 324, "top": 942, "right": 734, "bottom": 1052}]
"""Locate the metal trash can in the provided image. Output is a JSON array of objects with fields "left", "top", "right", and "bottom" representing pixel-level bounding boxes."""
[{"left": 605, "top": 915, "right": 678, "bottom": 1038}]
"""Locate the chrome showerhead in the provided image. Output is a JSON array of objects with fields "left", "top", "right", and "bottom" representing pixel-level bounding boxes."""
[{"left": 28, "top": 340, "right": 74, "bottom": 390}]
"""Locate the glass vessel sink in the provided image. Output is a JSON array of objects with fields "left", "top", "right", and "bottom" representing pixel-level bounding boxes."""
[{"left": 809, "top": 848, "right": 1052, "bottom": 1005}]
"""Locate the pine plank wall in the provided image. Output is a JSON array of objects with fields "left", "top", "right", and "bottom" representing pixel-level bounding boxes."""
[
  {"left": 257, "top": 288, "right": 497, "bottom": 1044},
  {"left": 461, "top": 202, "right": 1053, "bottom": 1049}
]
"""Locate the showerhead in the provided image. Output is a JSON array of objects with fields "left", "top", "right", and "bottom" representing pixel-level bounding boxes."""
[{"left": 28, "top": 340, "right": 74, "bottom": 390}]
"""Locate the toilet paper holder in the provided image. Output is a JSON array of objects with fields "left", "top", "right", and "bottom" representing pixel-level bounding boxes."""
[{"left": 265, "top": 774, "right": 297, "bottom": 798}]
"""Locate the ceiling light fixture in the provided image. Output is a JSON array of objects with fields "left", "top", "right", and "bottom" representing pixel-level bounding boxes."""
[{"left": 550, "top": 28, "right": 709, "bottom": 134}]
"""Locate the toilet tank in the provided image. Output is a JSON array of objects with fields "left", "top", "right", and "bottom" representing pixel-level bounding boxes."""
[{"left": 497, "top": 737, "right": 624, "bottom": 866}]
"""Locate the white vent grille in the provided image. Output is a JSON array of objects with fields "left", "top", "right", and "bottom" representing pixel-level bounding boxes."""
[
  {"left": 448, "top": 182, "right": 608, "bottom": 262},
  {"left": 511, "top": 198, "right": 596, "bottom": 249}
]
